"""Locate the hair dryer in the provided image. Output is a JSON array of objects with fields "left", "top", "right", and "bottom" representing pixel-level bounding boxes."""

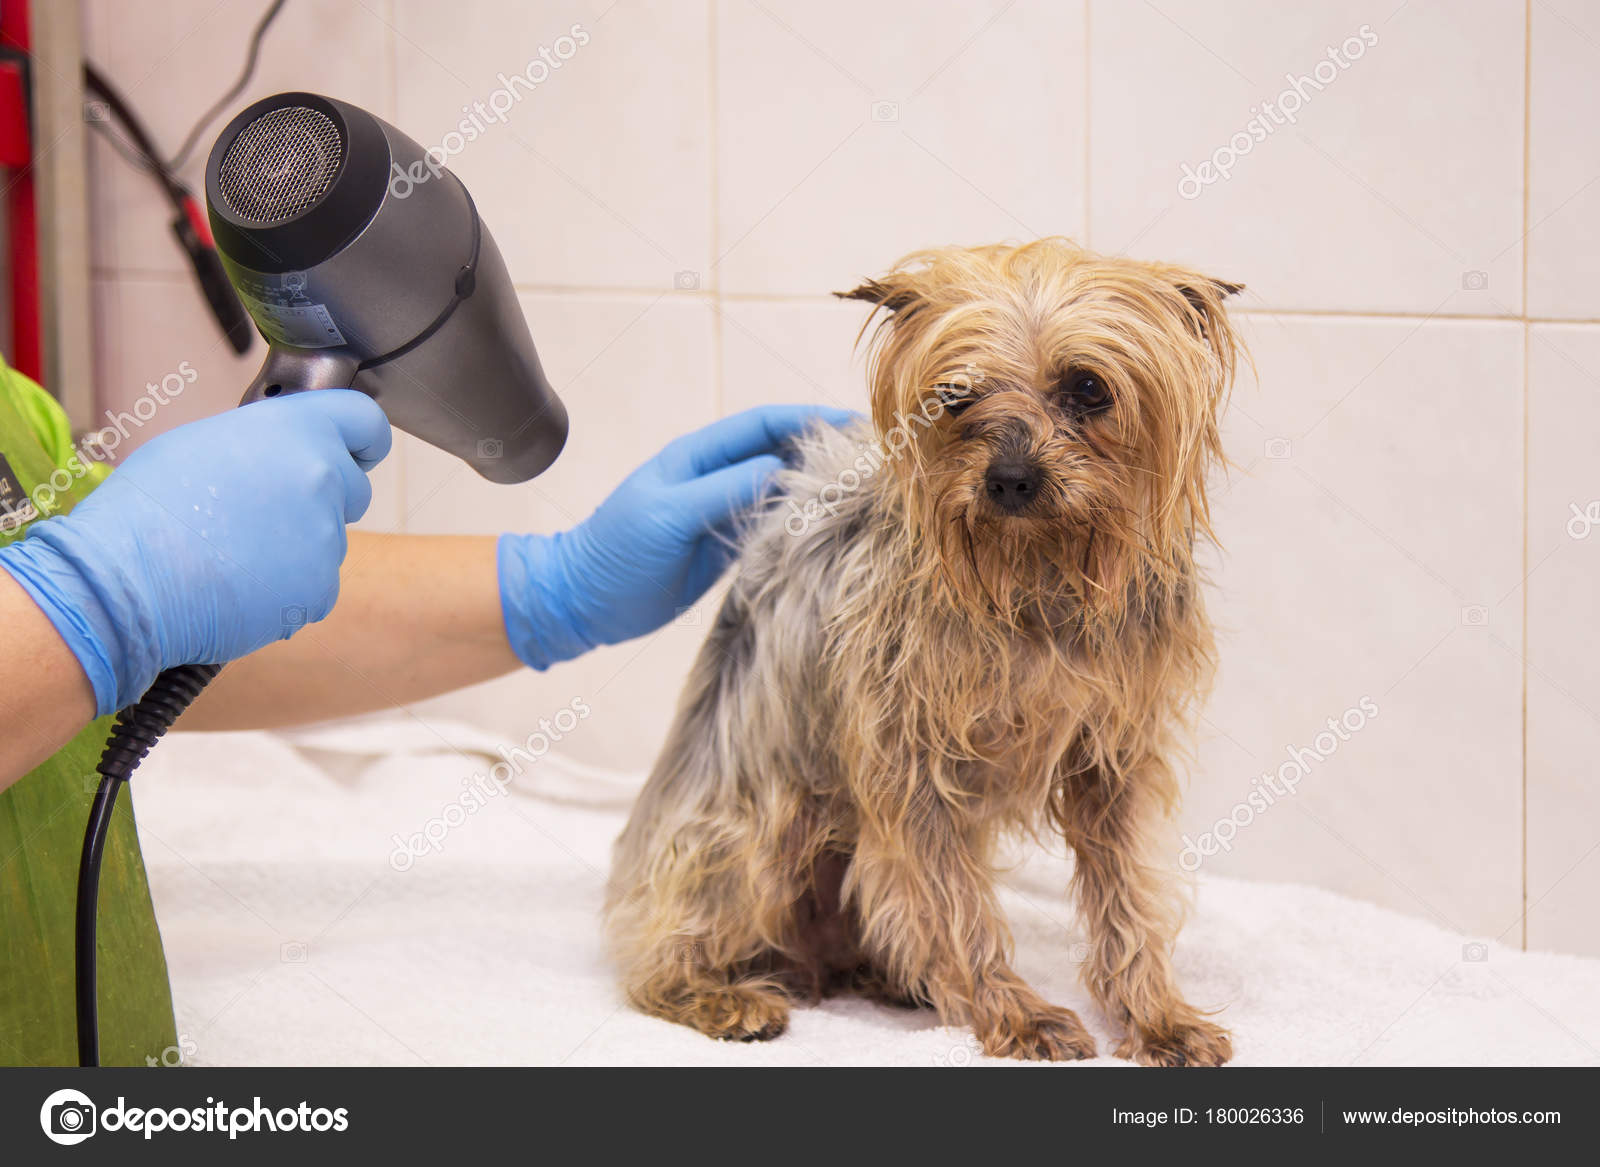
[
  {"left": 205, "top": 91, "right": 567, "bottom": 482},
  {"left": 76, "top": 92, "right": 569, "bottom": 1066}
]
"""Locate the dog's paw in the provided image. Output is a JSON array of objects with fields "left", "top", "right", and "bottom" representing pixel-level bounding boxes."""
[
  {"left": 1115, "top": 1017, "right": 1232, "bottom": 1067},
  {"left": 691, "top": 984, "right": 790, "bottom": 1043},
  {"left": 979, "top": 1006, "right": 1098, "bottom": 1062}
]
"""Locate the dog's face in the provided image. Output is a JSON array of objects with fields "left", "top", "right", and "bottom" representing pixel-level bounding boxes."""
[{"left": 839, "top": 241, "right": 1243, "bottom": 614}]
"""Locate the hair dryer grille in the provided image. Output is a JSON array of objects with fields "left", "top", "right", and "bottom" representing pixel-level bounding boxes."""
[{"left": 217, "top": 106, "right": 344, "bottom": 226}]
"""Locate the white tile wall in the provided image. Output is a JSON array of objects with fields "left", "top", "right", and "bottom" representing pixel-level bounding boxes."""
[
  {"left": 1528, "top": 1, "right": 1600, "bottom": 319},
  {"left": 717, "top": 296, "right": 869, "bottom": 415},
  {"left": 393, "top": 0, "right": 713, "bottom": 293},
  {"left": 715, "top": 0, "right": 1086, "bottom": 296},
  {"left": 1526, "top": 325, "right": 1600, "bottom": 954},
  {"left": 78, "top": 1, "right": 1598, "bottom": 953},
  {"left": 1193, "top": 315, "right": 1525, "bottom": 939},
  {"left": 1089, "top": 0, "right": 1525, "bottom": 316}
]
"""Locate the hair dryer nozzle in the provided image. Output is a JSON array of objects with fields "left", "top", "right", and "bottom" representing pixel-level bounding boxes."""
[{"left": 204, "top": 92, "right": 567, "bottom": 483}]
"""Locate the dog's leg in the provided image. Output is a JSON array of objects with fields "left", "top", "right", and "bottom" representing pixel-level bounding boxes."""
[
  {"left": 608, "top": 844, "right": 795, "bottom": 1043},
  {"left": 608, "top": 786, "right": 804, "bottom": 1043},
  {"left": 605, "top": 574, "right": 815, "bottom": 1043},
  {"left": 849, "top": 782, "right": 1096, "bottom": 1061},
  {"left": 1058, "top": 763, "right": 1231, "bottom": 1067}
]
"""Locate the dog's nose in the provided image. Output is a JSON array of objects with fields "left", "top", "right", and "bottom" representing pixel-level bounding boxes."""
[{"left": 984, "top": 460, "right": 1040, "bottom": 512}]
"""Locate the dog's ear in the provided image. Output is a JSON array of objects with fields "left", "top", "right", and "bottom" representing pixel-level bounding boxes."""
[
  {"left": 1160, "top": 275, "right": 1245, "bottom": 545},
  {"left": 1175, "top": 278, "right": 1243, "bottom": 348},
  {"left": 1177, "top": 279, "right": 1243, "bottom": 318},
  {"left": 835, "top": 271, "right": 935, "bottom": 438},
  {"left": 834, "top": 277, "right": 924, "bottom": 316}
]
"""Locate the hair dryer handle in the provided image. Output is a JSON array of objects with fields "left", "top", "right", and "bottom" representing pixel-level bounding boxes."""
[{"left": 239, "top": 348, "right": 364, "bottom": 406}]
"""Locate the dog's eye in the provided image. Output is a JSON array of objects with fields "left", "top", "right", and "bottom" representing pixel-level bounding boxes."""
[
  {"left": 932, "top": 383, "right": 976, "bottom": 414},
  {"left": 1059, "top": 372, "right": 1112, "bottom": 416}
]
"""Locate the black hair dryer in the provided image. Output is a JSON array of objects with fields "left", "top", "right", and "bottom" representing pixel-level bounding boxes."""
[
  {"left": 76, "top": 93, "right": 568, "bottom": 1068},
  {"left": 206, "top": 91, "right": 568, "bottom": 481}
]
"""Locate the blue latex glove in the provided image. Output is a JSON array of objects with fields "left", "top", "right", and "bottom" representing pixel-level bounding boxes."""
[
  {"left": 0, "top": 390, "right": 390, "bottom": 716},
  {"left": 499, "top": 404, "right": 855, "bottom": 669}
]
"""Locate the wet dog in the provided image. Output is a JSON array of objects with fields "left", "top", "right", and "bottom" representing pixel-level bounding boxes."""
[{"left": 606, "top": 240, "right": 1242, "bottom": 1064}]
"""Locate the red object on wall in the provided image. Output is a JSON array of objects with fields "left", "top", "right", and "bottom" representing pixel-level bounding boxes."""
[
  {"left": 0, "top": 60, "right": 27, "bottom": 165},
  {"left": 0, "top": 0, "right": 41, "bottom": 384}
]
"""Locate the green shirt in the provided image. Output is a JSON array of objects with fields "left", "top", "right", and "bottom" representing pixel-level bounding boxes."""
[{"left": 0, "top": 359, "right": 177, "bottom": 1066}]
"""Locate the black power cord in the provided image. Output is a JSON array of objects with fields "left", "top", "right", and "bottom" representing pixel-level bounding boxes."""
[
  {"left": 73, "top": 4, "right": 288, "bottom": 1066},
  {"left": 81, "top": 0, "right": 286, "bottom": 179},
  {"left": 73, "top": 4, "right": 293, "bottom": 1067},
  {"left": 164, "top": 0, "right": 288, "bottom": 173},
  {"left": 82, "top": 64, "right": 255, "bottom": 357},
  {"left": 76, "top": 663, "right": 221, "bottom": 1066}
]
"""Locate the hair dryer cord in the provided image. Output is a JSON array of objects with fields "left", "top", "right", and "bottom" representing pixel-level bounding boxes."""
[{"left": 76, "top": 663, "right": 221, "bottom": 1066}]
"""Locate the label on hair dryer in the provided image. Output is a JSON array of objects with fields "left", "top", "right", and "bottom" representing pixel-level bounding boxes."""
[
  {"left": 247, "top": 299, "right": 347, "bottom": 349},
  {"left": 233, "top": 270, "right": 348, "bottom": 349}
]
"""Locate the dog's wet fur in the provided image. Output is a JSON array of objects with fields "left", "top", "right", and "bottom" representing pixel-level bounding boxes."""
[{"left": 605, "top": 240, "right": 1242, "bottom": 1064}]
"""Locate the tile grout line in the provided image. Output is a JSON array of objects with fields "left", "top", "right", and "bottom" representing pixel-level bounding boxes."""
[
  {"left": 384, "top": 0, "right": 408, "bottom": 535},
  {"left": 708, "top": 0, "right": 725, "bottom": 418},
  {"left": 82, "top": 270, "right": 1600, "bottom": 330},
  {"left": 1083, "top": 0, "right": 1092, "bottom": 249},
  {"left": 1520, "top": 0, "right": 1533, "bottom": 952}
]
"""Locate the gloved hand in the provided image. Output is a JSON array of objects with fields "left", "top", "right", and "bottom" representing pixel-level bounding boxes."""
[
  {"left": 0, "top": 390, "right": 390, "bottom": 716},
  {"left": 499, "top": 404, "right": 854, "bottom": 669}
]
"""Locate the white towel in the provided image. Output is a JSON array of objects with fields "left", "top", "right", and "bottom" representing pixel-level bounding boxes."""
[{"left": 129, "top": 718, "right": 1600, "bottom": 1066}]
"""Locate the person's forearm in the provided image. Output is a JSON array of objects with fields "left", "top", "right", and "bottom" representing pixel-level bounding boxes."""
[
  {"left": 0, "top": 567, "right": 97, "bottom": 790},
  {"left": 179, "top": 532, "right": 520, "bottom": 731}
]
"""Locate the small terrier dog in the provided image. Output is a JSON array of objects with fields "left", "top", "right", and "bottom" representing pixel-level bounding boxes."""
[{"left": 606, "top": 239, "right": 1242, "bottom": 1065}]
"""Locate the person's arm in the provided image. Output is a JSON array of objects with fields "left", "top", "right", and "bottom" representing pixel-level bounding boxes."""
[
  {"left": 180, "top": 532, "right": 517, "bottom": 730},
  {"left": 180, "top": 405, "right": 856, "bottom": 731},
  {"left": 0, "top": 569, "right": 97, "bottom": 789},
  {"left": 0, "top": 390, "right": 391, "bottom": 788}
]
